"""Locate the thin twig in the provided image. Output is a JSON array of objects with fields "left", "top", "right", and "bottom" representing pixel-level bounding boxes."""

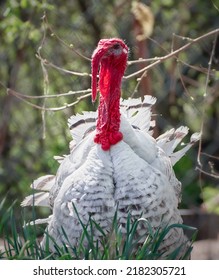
[
  {"left": 177, "top": 64, "right": 202, "bottom": 116},
  {"left": 128, "top": 57, "right": 160, "bottom": 65},
  {"left": 124, "top": 28, "right": 219, "bottom": 79},
  {"left": 177, "top": 65, "right": 194, "bottom": 101},
  {"left": 8, "top": 88, "right": 91, "bottom": 99},
  {"left": 196, "top": 167, "right": 219, "bottom": 179},
  {"left": 7, "top": 88, "right": 91, "bottom": 112},
  {"left": 36, "top": 56, "right": 91, "bottom": 77},
  {"left": 197, "top": 32, "right": 218, "bottom": 167},
  {"left": 44, "top": 14, "right": 91, "bottom": 62},
  {"left": 179, "top": 60, "right": 215, "bottom": 76},
  {"left": 38, "top": 13, "right": 48, "bottom": 139},
  {"left": 130, "top": 70, "right": 148, "bottom": 99},
  {"left": 201, "top": 152, "right": 219, "bottom": 160}
]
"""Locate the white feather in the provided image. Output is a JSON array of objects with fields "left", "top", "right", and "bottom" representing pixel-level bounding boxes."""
[
  {"left": 121, "top": 96, "right": 156, "bottom": 133},
  {"left": 30, "top": 175, "right": 55, "bottom": 191},
  {"left": 68, "top": 111, "right": 97, "bottom": 143},
  {"left": 21, "top": 192, "right": 50, "bottom": 207},
  {"left": 22, "top": 94, "right": 199, "bottom": 258}
]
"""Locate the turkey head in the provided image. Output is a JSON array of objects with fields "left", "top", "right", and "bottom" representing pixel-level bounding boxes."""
[{"left": 91, "top": 38, "right": 128, "bottom": 151}]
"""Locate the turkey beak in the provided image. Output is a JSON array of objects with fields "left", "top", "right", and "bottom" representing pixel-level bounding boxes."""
[{"left": 91, "top": 46, "right": 107, "bottom": 103}]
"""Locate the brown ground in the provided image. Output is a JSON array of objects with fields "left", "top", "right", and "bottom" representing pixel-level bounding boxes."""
[{"left": 191, "top": 239, "right": 219, "bottom": 260}]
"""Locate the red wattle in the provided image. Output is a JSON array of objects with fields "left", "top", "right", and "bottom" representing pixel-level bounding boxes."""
[
  {"left": 94, "top": 130, "right": 123, "bottom": 151},
  {"left": 91, "top": 38, "right": 128, "bottom": 151},
  {"left": 109, "top": 131, "right": 123, "bottom": 145},
  {"left": 94, "top": 133, "right": 111, "bottom": 151}
]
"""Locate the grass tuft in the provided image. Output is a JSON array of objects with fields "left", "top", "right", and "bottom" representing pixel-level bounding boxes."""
[{"left": 0, "top": 198, "right": 197, "bottom": 260}]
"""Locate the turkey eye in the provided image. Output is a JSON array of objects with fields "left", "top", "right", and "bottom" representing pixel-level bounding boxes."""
[{"left": 113, "top": 43, "right": 120, "bottom": 50}]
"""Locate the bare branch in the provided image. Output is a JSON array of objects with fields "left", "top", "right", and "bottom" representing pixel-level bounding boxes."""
[
  {"left": 8, "top": 88, "right": 91, "bottom": 99},
  {"left": 130, "top": 70, "right": 148, "bottom": 99},
  {"left": 128, "top": 57, "right": 160, "bottom": 65},
  {"left": 35, "top": 55, "right": 91, "bottom": 77},
  {"left": 201, "top": 152, "right": 219, "bottom": 161},
  {"left": 124, "top": 28, "right": 219, "bottom": 79},
  {"left": 7, "top": 88, "right": 91, "bottom": 112},
  {"left": 196, "top": 166, "right": 219, "bottom": 179},
  {"left": 3, "top": 27, "right": 219, "bottom": 117},
  {"left": 38, "top": 13, "right": 49, "bottom": 139},
  {"left": 197, "top": 32, "right": 218, "bottom": 168}
]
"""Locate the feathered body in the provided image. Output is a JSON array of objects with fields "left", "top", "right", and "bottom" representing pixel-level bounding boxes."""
[{"left": 22, "top": 38, "right": 200, "bottom": 258}]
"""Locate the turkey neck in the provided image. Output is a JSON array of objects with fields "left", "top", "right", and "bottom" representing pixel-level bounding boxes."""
[{"left": 94, "top": 57, "right": 126, "bottom": 151}]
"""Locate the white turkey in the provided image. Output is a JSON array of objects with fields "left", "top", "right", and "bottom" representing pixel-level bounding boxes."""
[{"left": 21, "top": 38, "right": 200, "bottom": 258}]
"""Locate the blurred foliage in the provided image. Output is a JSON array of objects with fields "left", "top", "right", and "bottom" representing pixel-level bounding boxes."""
[
  {"left": 0, "top": 0, "right": 219, "bottom": 220},
  {"left": 202, "top": 186, "right": 219, "bottom": 215}
]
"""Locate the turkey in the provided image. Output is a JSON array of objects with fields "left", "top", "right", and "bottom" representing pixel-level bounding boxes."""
[{"left": 21, "top": 38, "right": 200, "bottom": 258}]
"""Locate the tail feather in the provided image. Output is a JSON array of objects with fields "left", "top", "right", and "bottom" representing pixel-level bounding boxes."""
[
  {"left": 21, "top": 192, "right": 49, "bottom": 207},
  {"left": 53, "top": 155, "right": 67, "bottom": 164},
  {"left": 68, "top": 111, "right": 97, "bottom": 143},
  {"left": 120, "top": 95, "right": 156, "bottom": 134},
  {"left": 157, "top": 127, "right": 200, "bottom": 165},
  {"left": 170, "top": 132, "right": 201, "bottom": 165},
  {"left": 30, "top": 175, "right": 55, "bottom": 191},
  {"left": 25, "top": 215, "right": 52, "bottom": 226},
  {"left": 156, "top": 126, "right": 189, "bottom": 156},
  {"left": 21, "top": 175, "right": 55, "bottom": 207}
]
